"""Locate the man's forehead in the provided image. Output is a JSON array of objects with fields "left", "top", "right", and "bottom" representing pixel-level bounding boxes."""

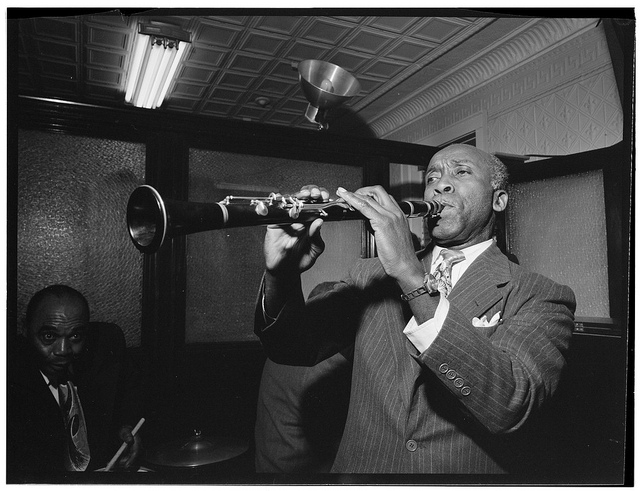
[
  {"left": 427, "top": 146, "right": 486, "bottom": 169},
  {"left": 30, "top": 297, "right": 88, "bottom": 324}
]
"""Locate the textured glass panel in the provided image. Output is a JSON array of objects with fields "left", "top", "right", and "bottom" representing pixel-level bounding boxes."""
[
  {"left": 507, "top": 170, "right": 609, "bottom": 317},
  {"left": 17, "top": 130, "right": 145, "bottom": 346},
  {"left": 187, "top": 150, "right": 363, "bottom": 344}
]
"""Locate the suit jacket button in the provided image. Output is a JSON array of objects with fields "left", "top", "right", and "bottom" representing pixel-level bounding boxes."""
[
  {"left": 438, "top": 363, "right": 449, "bottom": 373},
  {"left": 446, "top": 369, "right": 457, "bottom": 380},
  {"left": 406, "top": 440, "right": 418, "bottom": 452},
  {"left": 461, "top": 386, "right": 471, "bottom": 396},
  {"left": 454, "top": 377, "right": 464, "bottom": 388}
]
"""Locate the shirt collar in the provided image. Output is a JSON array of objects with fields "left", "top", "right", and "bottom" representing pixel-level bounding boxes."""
[{"left": 431, "top": 238, "right": 494, "bottom": 268}]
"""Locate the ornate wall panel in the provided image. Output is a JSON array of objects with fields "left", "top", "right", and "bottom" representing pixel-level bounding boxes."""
[
  {"left": 186, "top": 150, "right": 363, "bottom": 343},
  {"left": 506, "top": 170, "right": 610, "bottom": 318},
  {"left": 386, "top": 22, "right": 623, "bottom": 156},
  {"left": 16, "top": 130, "right": 145, "bottom": 346}
]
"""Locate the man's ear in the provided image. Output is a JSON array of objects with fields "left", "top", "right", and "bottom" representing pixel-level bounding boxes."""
[{"left": 492, "top": 190, "right": 508, "bottom": 212}]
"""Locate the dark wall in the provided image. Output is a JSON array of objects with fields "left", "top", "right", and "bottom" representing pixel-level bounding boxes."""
[{"left": 15, "top": 130, "right": 145, "bottom": 346}]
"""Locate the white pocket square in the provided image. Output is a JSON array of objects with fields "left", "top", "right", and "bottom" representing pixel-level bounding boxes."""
[{"left": 472, "top": 312, "right": 501, "bottom": 328}]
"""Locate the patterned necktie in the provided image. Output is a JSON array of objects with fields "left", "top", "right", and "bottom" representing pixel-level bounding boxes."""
[
  {"left": 433, "top": 249, "right": 465, "bottom": 297},
  {"left": 58, "top": 381, "right": 91, "bottom": 471}
]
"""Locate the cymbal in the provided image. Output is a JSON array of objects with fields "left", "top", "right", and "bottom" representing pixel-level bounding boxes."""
[{"left": 145, "top": 430, "right": 248, "bottom": 468}]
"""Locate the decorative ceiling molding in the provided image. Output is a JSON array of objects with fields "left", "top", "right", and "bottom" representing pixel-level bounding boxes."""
[
  {"left": 388, "top": 23, "right": 614, "bottom": 145},
  {"left": 369, "top": 17, "right": 599, "bottom": 138}
]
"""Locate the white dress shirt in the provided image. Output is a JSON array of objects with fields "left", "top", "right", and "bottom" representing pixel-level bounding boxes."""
[
  {"left": 403, "top": 239, "right": 494, "bottom": 353},
  {"left": 41, "top": 371, "right": 61, "bottom": 405}
]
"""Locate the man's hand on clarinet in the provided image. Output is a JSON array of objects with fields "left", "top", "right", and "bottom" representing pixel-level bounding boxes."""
[
  {"left": 264, "top": 185, "right": 329, "bottom": 278},
  {"left": 336, "top": 185, "right": 424, "bottom": 288}
]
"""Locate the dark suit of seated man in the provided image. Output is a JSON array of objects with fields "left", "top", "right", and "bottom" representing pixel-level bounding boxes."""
[{"left": 7, "top": 285, "right": 144, "bottom": 482}]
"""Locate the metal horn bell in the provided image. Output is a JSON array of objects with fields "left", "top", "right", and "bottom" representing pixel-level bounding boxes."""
[{"left": 298, "top": 59, "right": 360, "bottom": 130}]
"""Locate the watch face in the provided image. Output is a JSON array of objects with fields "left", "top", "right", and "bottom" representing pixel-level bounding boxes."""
[{"left": 425, "top": 273, "right": 438, "bottom": 294}]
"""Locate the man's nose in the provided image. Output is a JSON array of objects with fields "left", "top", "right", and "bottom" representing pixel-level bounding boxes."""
[
  {"left": 53, "top": 338, "right": 73, "bottom": 356},
  {"left": 434, "top": 177, "right": 454, "bottom": 194}
]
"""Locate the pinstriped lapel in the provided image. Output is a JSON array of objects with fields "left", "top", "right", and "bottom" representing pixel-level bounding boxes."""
[{"left": 447, "top": 243, "right": 512, "bottom": 319}]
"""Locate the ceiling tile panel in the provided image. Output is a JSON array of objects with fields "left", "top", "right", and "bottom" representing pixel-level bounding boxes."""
[
  {"left": 196, "top": 20, "right": 244, "bottom": 48},
  {"left": 284, "top": 40, "right": 331, "bottom": 62},
  {"left": 239, "top": 31, "right": 288, "bottom": 56},
  {"left": 279, "top": 98, "right": 311, "bottom": 113},
  {"left": 364, "top": 59, "right": 407, "bottom": 79},
  {"left": 385, "top": 40, "right": 434, "bottom": 62},
  {"left": 254, "top": 16, "right": 305, "bottom": 35},
  {"left": 332, "top": 16, "right": 365, "bottom": 23},
  {"left": 209, "top": 16, "right": 250, "bottom": 26},
  {"left": 255, "top": 77, "right": 296, "bottom": 96},
  {"left": 87, "top": 68, "right": 121, "bottom": 85},
  {"left": 412, "top": 17, "right": 465, "bottom": 43},
  {"left": 200, "top": 100, "right": 236, "bottom": 116},
  {"left": 142, "top": 15, "right": 193, "bottom": 33},
  {"left": 267, "top": 60, "right": 299, "bottom": 80},
  {"left": 87, "top": 25, "right": 129, "bottom": 50},
  {"left": 301, "top": 18, "right": 352, "bottom": 45},
  {"left": 227, "top": 52, "right": 272, "bottom": 73},
  {"left": 87, "top": 49, "right": 126, "bottom": 69},
  {"left": 35, "top": 40, "right": 78, "bottom": 62},
  {"left": 180, "top": 64, "right": 217, "bottom": 84},
  {"left": 87, "top": 14, "right": 132, "bottom": 28},
  {"left": 173, "top": 81, "right": 210, "bottom": 98},
  {"left": 345, "top": 28, "right": 395, "bottom": 55},
  {"left": 186, "top": 46, "right": 226, "bottom": 67},
  {"left": 353, "top": 76, "right": 385, "bottom": 95},
  {"left": 235, "top": 106, "right": 268, "bottom": 120},
  {"left": 218, "top": 71, "right": 258, "bottom": 89},
  {"left": 209, "top": 87, "right": 245, "bottom": 103},
  {"left": 39, "top": 60, "right": 77, "bottom": 79},
  {"left": 368, "top": 16, "right": 419, "bottom": 33},
  {"left": 327, "top": 50, "right": 371, "bottom": 73},
  {"left": 32, "top": 18, "right": 78, "bottom": 42}
]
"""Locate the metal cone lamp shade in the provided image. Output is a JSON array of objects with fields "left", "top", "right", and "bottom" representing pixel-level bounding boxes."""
[{"left": 298, "top": 60, "right": 361, "bottom": 130}]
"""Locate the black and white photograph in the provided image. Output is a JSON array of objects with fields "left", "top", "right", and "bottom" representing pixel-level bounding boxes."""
[{"left": 5, "top": 8, "right": 633, "bottom": 486}]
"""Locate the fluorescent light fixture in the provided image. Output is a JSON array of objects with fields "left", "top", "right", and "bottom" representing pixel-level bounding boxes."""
[{"left": 125, "top": 22, "right": 191, "bottom": 109}]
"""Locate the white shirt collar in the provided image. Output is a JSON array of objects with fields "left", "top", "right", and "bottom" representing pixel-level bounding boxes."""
[
  {"left": 41, "top": 371, "right": 62, "bottom": 405},
  {"left": 432, "top": 239, "right": 492, "bottom": 265},
  {"left": 430, "top": 238, "right": 494, "bottom": 286}
]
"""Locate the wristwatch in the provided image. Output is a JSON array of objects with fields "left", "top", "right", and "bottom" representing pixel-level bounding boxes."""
[{"left": 400, "top": 272, "right": 439, "bottom": 301}]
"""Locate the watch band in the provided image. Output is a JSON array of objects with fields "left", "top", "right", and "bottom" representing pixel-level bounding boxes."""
[{"left": 400, "top": 273, "right": 439, "bottom": 301}]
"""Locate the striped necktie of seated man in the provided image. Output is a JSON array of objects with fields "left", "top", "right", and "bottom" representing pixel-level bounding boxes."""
[
  {"left": 58, "top": 381, "right": 91, "bottom": 471},
  {"left": 429, "top": 249, "right": 465, "bottom": 298}
]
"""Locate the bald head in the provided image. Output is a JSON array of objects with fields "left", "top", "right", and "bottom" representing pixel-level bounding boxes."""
[
  {"left": 439, "top": 144, "right": 509, "bottom": 191},
  {"left": 24, "top": 285, "right": 90, "bottom": 384},
  {"left": 25, "top": 285, "right": 89, "bottom": 328}
]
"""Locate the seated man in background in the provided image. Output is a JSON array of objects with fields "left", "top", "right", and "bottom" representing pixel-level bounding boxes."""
[
  {"left": 255, "top": 282, "right": 353, "bottom": 474},
  {"left": 7, "top": 284, "right": 144, "bottom": 481}
]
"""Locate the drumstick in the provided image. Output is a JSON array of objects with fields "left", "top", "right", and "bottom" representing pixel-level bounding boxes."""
[{"left": 104, "top": 417, "right": 145, "bottom": 472}]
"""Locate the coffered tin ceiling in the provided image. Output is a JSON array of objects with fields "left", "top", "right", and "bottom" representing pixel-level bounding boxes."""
[{"left": 15, "top": 10, "right": 598, "bottom": 137}]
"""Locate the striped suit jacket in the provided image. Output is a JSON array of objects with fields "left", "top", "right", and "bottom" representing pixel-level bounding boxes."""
[{"left": 255, "top": 242, "right": 575, "bottom": 474}]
